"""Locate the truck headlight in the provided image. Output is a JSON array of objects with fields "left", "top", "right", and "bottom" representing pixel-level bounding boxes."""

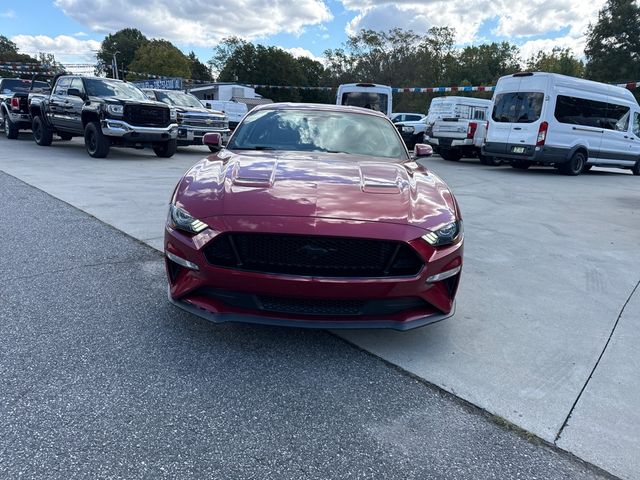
[
  {"left": 422, "top": 220, "right": 463, "bottom": 247},
  {"left": 168, "top": 204, "right": 208, "bottom": 234},
  {"left": 105, "top": 104, "right": 124, "bottom": 116}
]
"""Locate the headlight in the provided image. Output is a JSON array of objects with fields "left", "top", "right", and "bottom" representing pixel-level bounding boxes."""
[
  {"left": 403, "top": 126, "right": 415, "bottom": 133},
  {"left": 168, "top": 204, "right": 208, "bottom": 234},
  {"left": 422, "top": 220, "right": 463, "bottom": 247},
  {"left": 170, "top": 108, "right": 177, "bottom": 120},
  {"left": 106, "top": 104, "right": 124, "bottom": 116}
]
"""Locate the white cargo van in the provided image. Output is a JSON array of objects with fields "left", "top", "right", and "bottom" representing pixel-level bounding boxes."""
[
  {"left": 483, "top": 72, "right": 640, "bottom": 175},
  {"left": 336, "top": 83, "right": 393, "bottom": 117},
  {"left": 425, "top": 96, "right": 492, "bottom": 162}
]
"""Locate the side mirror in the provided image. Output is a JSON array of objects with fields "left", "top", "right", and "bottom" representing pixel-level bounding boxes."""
[
  {"left": 203, "top": 132, "right": 222, "bottom": 151},
  {"left": 414, "top": 143, "right": 433, "bottom": 158},
  {"left": 67, "top": 88, "right": 83, "bottom": 98}
]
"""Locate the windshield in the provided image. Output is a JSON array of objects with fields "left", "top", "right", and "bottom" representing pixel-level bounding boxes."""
[
  {"left": 155, "top": 90, "right": 203, "bottom": 108},
  {"left": 492, "top": 92, "right": 544, "bottom": 123},
  {"left": 84, "top": 79, "right": 149, "bottom": 101},
  {"left": 228, "top": 109, "right": 407, "bottom": 160},
  {"left": 341, "top": 92, "right": 389, "bottom": 115},
  {"left": 2, "top": 79, "right": 49, "bottom": 94}
]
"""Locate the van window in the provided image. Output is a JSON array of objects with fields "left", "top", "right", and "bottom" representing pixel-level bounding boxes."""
[
  {"left": 492, "top": 92, "right": 543, "bottom": 123},
  {"left": 633, "top": 112, "right": 640, "bottom": 138},
  {"left": 554, "top": 95, "right": 630, "bottom": 131},
  {"left": 341, "top": 92, "right": 389, "bottom": 114}
]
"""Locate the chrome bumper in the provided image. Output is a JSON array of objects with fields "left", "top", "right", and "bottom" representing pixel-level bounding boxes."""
[
  {"left": 101, "top": 119, "right": 178, "bottom": 139},
  {"left": 8, "top": 111, "right": 31, "bottom": 124},
  {"left": 177, "top": 125, "right": 231, "bottom": 142}
]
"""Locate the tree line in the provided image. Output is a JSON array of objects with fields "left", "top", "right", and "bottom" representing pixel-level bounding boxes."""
[{"left": 1, "top": 0, "right": 638, "bottom": 111}]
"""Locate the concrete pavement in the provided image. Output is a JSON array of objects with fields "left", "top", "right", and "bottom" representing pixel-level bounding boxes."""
[{"left": 1, "top": 134, "right": 638, "bottom": 478}]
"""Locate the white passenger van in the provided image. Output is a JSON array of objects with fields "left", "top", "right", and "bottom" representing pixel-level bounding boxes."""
[
  {"left": 425, "top": 96, "right": 492, "bottom": 162},
  {"left": 483, "top": 72, "right": 640, "bottom": 175},
  {"left": 336, "top": 83, "right": 393, "bottom": 117}
]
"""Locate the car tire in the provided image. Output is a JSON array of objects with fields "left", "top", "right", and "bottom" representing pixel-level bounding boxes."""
[
  {"left": 3, "top": 113, "right": 19, "bottom": 139},
  {"left": 153, "top": 139, "right": 177, "bottom": 158},
  {"left": 440, "top": 149, "right": 462, "bottom": 161},
  {"left": 559, "top": 151, "right": 586, "bottom": 175},
  {"left": 32, "top": 116, "right": 53, "bottom": 146},
  {"left": 84, "top": 121, "right": 110, "bottom": 158},
  {"left": 511, "top": 160, "right": 530, "bottom": 170},
  {"left": 58, "top": 133, "right": 73, "bottom": 141},
  {"left": 632, "top": 159, "right": 640, "bottom": 176},
  {"left": 581, "top": 164, "right": 593, "bottom": 173}
]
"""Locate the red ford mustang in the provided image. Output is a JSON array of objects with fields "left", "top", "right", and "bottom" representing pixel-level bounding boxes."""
[{"left": 165, "top": 103, "right": 463, "bottom": 330}]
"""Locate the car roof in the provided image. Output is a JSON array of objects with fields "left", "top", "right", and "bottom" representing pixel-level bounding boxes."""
[{"left": 252, "top": 102, "right": 389, "bottom": 118}]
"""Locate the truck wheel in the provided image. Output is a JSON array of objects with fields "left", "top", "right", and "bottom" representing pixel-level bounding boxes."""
[
  {"left": 632, "top": 160, "right": 640, "bottom": 176},
  {"left": 3, "top": 114, "right": 19, "bottom": 139},
  {"left": 58, "top": 133, "right": 73, "bottom": 141},
  {"left": 84, "top": 122, "right": 110, "bottom": 158},
  {"left": 441, "top": 149, "right": 462, "bottom": 161},
  {"left": 153, "top": 139, "right": 177, "bottom": 158},
  {"left": 32, "top": 116, "right": 53, "bottom": 146},
  {"left": 559, "top": 151, "right": 586, "bottom": 176}
]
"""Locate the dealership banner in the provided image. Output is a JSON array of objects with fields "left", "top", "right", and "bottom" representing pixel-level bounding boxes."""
[{"left": 131, "top": 77, "right": 183, "bottom": 90}]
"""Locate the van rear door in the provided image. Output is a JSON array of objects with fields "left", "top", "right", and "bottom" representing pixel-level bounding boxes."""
[{"left": 491, "top": 91, "right": 544, "bottom": 154}]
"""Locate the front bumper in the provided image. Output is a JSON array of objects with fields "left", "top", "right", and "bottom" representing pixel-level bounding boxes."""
[
  {"left": 164, "top": 217, "right": 463, "bottom": 331},
  {"left": 101, "top": 119, "right": 178, "bottom": 141},
  {"left": 177, "top": 125, "right": 231, "bottom": 145}
]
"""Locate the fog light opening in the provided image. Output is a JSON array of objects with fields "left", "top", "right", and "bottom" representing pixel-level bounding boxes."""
[
  {"left": 166, "top": 251, "right": 199, "bottom": 271},
  {"left": 426, "top": 266, "right": 461, "bottom": 283}
]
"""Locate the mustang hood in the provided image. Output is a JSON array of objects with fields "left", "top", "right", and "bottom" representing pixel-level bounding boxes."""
[{"left": 174, "top": 150, "right": 458, "bottom": 231}]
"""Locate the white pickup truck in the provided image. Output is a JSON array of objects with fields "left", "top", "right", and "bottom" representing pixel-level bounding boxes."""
[
  {"left": 425, "top": 96, "right": 494, "bottom": 164},
  {"left": 200, "top": 100, "right": 248, "bottom": 130}
]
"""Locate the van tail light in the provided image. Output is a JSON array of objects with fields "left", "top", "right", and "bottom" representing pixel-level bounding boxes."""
[
  {"left": 536, "top": 121, "right": 548, "bottom": 146},
  {"left": 467, "top": 121, "right": 477, "bottom": 139},
  {"left": 10, "top": 97, "right": 20, "bottom": 110}
]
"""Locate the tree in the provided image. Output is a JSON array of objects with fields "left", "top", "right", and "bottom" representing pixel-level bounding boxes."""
[
  {"left": 188, "top": 52, "right": 212, "bottom": 81},
  {"left": 585, "top": 0, "right": 640, "bottom": 82},
  {"left": 526, "top": 48, "right": 584, "bottom": 77},
  {"left": 96, "top": 28, "right": 148, "bottom": 78},
  {"left": 0, "top": 35, "right": 43, "bottom": 78},
  {"left": 453, "top": 42, "right": 520, "bottom": 86},
  {"left": 126, "top": 40, "right": 191, "bottom": 79}
]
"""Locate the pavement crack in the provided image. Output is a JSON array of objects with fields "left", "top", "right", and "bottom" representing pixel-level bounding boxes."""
[{"left": 554, "top": 276, "right": 640, "bottom": 443}]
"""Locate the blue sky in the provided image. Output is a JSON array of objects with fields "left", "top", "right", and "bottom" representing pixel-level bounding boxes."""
[{"left": 1, "top": 0, "right": 603, "bottom": 74}]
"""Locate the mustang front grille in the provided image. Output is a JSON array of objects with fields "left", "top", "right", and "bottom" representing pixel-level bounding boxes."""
[{"left": 203, "top": 233, "right": 423, "bottom": 277}]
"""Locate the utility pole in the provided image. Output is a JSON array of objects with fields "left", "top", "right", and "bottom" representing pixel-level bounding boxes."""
[{"left": 111, "top": 52, "right": 119, "bottom": 80}]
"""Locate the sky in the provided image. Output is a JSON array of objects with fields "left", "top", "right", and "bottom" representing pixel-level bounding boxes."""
[{"left": 1, "top": 0, "right": 606, "bottom": 80}]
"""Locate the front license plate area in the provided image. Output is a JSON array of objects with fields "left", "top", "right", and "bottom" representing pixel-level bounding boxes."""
[{"left": 512, "top": 146, "right": 525, "bottom": 154}]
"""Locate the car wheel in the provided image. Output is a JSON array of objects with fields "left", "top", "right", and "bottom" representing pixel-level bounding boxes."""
[
  {"left": 559, "top": 151, "right": 586, "bottom": 176},
  {"left": 4, "top": 113, "right": 19, "bottom": 139},
  {"left": 58, "top": 133, "right": 73, "bottom": 141},
  {"left": 153, "top": 139, "right": 178, "bottom": 158},
  {"left": 632, "top": 159, "right": 640, "bottom": 176},
  {"left": 32, "top": 116, "right": 53, "bottom": 146},
  {"left": 84, "top": 121, "right": 110, "bottom": 158},
  {"left": 441, "top": 149, "right": 462, "bottom": 161},
  {"left": 511, "top": 160, "right": 530, "bottom": 170}
]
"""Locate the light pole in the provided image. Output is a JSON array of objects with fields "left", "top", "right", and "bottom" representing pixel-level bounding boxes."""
[{"left": 111, "top": 51, "right": 120, "bottom": 80}]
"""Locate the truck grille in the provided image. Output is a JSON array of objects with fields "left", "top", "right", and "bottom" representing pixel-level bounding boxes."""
[
  {"left": 123, "top": 105, "right": 170, "bottom": 127},
  {"left": 182, "top": 117, "right": 227, "bottom": 129},
  {"left": 203, "top": 233, "right": 423, "bottom": 278}
]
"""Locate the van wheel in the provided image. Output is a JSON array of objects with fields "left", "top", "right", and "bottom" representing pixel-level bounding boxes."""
[
  {"left": 84, "top": 121, "right": 110, "bottom": 158},
  {"left": 3, "top": 114, "right": 19, "bottom": 139},
  {"left": 511, "top": 160, "right": 530, "bottom": 170},
  {"left": 153, "top": 139, "right": 177, "bottom": 158},
  {"left": 632, "top": 160, "right": 640, "bottom": 176},
  {"left": 441, "top": 149, "right": 462, "bottom": 161},
  {"left": 559, "top": 151, "right": 586, "bottom": 176},
  {"left": 32, "top": 116, "right": 53, "bottom": 146},
  {"left": 581, "top": 164, "right": 592, "bottom": 173}
]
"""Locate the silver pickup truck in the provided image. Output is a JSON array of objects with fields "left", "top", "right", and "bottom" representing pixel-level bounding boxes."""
[{"left": 143, "top": 89, "right": 230, "bottom": 150}]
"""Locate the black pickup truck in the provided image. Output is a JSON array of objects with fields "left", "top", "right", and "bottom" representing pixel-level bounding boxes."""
[
  {"left": 29, "top": 75, "right": 179, "bottom": 158},
  {"left": 0, "top": 77, "right": 50, "bottom": 138}
]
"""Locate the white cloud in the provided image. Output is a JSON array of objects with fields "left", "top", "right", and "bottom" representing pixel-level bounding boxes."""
[
  {"left": 54, "top": 0, "right": 333, "bottom": 47},
  {"left": 73, "top": 31, "right": 89, "bottom": 37},
  {"left": 283, "top": 47, "right": 325, "bottom": 63},
  {"left": 518, "top": 35, "right": 587, "bottom": 61},
  {"left": 11, "top": 35, "right": 101, "bottom": 63},
  {"left": 340, "top": 0, "right": 605, "bottom": 56},
  {"left": 1, "top": 9, "right": 16, "bottom": 18}
]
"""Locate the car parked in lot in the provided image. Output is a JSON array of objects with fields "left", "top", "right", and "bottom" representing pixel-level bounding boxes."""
[
  {"left": 425, "top": 96, "right": 492, "bottom": 162},
  {"left": 164, "top": 103, "right": 463, "bottom": 331},
  {"left": 29, "top": 75, "right": 178, "bottom": 158},
  {"left": 390, "top": 112, "right": 425, "bottom": 123},
  {"left": 0, "top": 77, "right": 50, "bottom": 138},
  {"left": 483, "top": 72, "right": 640, "bottom": 175},
  {"left": 143, "top": 89, "right": 230, "bottom": 150}
]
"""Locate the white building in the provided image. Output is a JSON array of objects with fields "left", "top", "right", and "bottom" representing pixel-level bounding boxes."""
[{"left": 189, "top": 82, "right": 272, "bottom": 110}]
